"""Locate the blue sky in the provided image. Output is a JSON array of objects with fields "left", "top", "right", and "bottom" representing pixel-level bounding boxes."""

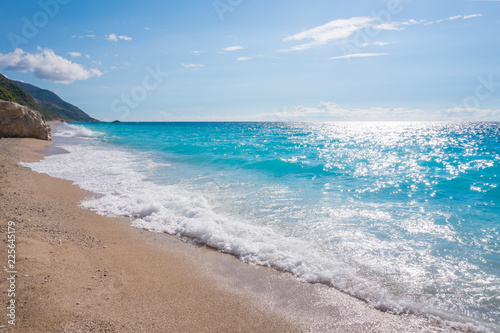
[{"left": 1, "top": 0, "right": 499, "bottom": 121}]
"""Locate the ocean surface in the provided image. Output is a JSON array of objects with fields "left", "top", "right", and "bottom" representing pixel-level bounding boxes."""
[{"left": 24, "top": 122, "right": 499, "bottom": 331}]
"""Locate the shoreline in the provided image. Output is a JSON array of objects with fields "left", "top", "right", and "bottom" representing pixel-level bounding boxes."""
[
  {"left": 0, "top": 135, "right": 455, "bottom": 332},
  {"left": 0, "top": 138, "right": 299, "bottom": 332}
]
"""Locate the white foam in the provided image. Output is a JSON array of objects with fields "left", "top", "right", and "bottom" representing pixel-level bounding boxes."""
[{"left": 54, "top": 123, "right": 104, "bottom": 139}]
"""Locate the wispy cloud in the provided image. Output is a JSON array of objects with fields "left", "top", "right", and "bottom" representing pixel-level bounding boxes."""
[
  {"left": 180, "top": 63, "right": 205, "bottom": 71},
  {"left": 361, "top": 41, "right": 390, "bottom": 47},
  {"left": 68, "top": 52, "right": 82, "bottom": 58},
  {"left": 433, "top": 13, "right": 482, "bottom": 23},
  {"left": 223, "top": 46, "right": 244, "bottom": 51},
  {"left": 236, "top": 54, "right": 268, "bottom": 61},
  {"left": 375, "top": 14, "right": 481, "bottom": 30},
  {"left": 329, "top": 53, "right": 390, "bottom": 60},
  {"left": 387, "top": 14, "right": 482, "bottom": 28},
  {"left": 280, "top": 17, "right": 375, "bottom": 52},
  {"left": 374, "top": 19, "right": 424, "bottom": 31},
  {"left": 106, "top": 33, "right": 133, "bottom": 42},
  {"left": 0, "top": 47, "right": 102, "bottom": 84},
  {"left": 463, "top": 14, "right": 482, "bottom": 19},
  {"left": 191, "top": 50, "right": 205, "bottom": 55},
  {"left": 71, "top": 34, "right": 96, "bottom": 39},
  {"left": 282, "top": 14, "right": 482, "bottom": 51}
]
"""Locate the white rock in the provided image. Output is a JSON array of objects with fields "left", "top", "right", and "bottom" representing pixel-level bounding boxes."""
[{"left": 0, "top": 100, "right": 51, "bottom": 140}]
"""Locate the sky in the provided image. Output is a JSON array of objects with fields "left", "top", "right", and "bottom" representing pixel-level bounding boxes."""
[{"left": 0, "top": 0, "right": 499, "bottom": 121}]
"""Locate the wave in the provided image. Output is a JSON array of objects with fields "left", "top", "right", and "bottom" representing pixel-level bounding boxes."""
[{"left": 55, "top": 123, "right": 104, "bottom": 138}]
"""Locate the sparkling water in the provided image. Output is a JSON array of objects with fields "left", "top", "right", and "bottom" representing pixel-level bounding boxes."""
[{"left": 24, "top": 122, "right": 500, "bottom": 331}]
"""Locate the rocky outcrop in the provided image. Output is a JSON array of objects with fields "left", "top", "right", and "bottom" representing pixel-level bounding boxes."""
[{"left": 0, "top": 100, "right": 51, "bottom": 140}]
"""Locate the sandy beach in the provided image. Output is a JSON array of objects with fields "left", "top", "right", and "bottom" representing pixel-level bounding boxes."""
[{"left": 0, "top": 136, "right": 449, "bottom": 332}]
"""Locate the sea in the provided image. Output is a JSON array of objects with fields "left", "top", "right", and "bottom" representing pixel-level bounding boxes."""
[{"left": 23, "top": 121, "right": 500, "bottom": 332}]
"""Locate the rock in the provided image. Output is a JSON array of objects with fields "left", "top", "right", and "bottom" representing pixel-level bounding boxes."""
[{"left": 0, "top": 99, "right": 51, "bottom": 140}]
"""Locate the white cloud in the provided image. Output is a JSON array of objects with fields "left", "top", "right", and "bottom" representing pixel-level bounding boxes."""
[
  {"left": 375, "top": 19, "right": 424, "bottom": 30},
  {"left": 329, "top": 53, "right": 390, "bottom": 60},
  {"left": 180, "top": 63, "right": 205, "bottom": 71},
  {"left": 401, "top": 19, "right": 424, "bottom": 25},
  {"left": 280, "top": 17, "right": 376, "bottom": 52},
  {"left": 106, "top": 33, "right": 118, "bottom": 42},
  {"left": 68, "top": 52, "right": 82, "bottom": 58},
  {"left": 106, "top": 33, "right": 132, "bottom": 42},
  {"left": 372, "top": 41, "right": 390, "bottom": 46},
  {"left": 282, "top": 14, "right": 482, "bottom": 51},
  {"left": 0, "top": 48, "right": 102, "bottom": 84},
  {"left": 444, "top": 14, "right": 481, "bottom": 22},
  {"left": 373, "top": 22, "right": 403, "bottom": 31},
  {"left": 361, "top": 41, "right": 390, "bottom": 47},
  {"left": 427, "top": 14, "right": 482, "bottom": 25},
  {"left": 191, "top": 50, "right": 205, "bottom": 55},
  {"left": 375, "top": 15, "right": 481, "bottom": 29},
  {"left": 223, "top": 46, "right": 244, "bottom": 51},
  {"left": 144, "top": 27, "right": 151, "bottom": 30},
  {"left": 463, "top": 14, "right": 482, "bottom": 19},
  {"left": 236, "top": 54, "right": 268, "bottom": 61}
]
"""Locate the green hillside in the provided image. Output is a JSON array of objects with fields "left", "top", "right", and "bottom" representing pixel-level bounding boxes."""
[
  {"left": 13, "top": 80, "right": 98, "bottom": 122},
  {"left": 0, "top": 72, "right": 98, "bottom": 122},
  {"left": 0, "top": 73, "right": 55, "bottom": 120}
]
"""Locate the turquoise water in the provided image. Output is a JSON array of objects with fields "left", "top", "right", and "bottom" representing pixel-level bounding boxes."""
[{"left": 25, "top": 122, "right": 500, "bottom": 331}]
